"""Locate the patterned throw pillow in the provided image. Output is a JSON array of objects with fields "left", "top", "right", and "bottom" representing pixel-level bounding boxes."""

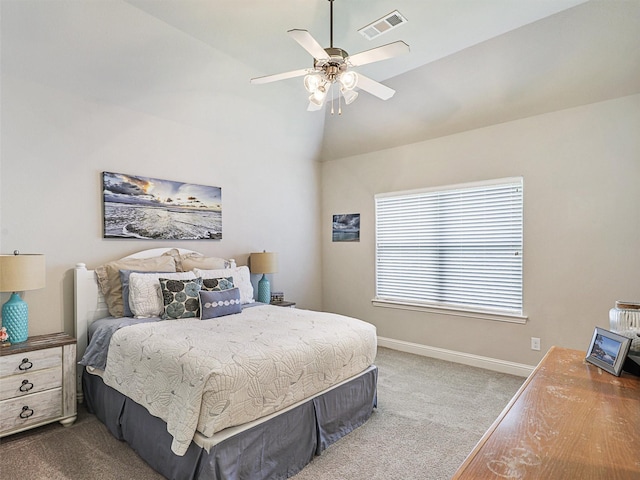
[
  {"left": 199, "top": 288, "right": 242, "bottom": 319},
  {"left": 202, "top": 276, "right": 234, "bottom": 292},
  {"left": 194, "top": 266, "right": 254, "bottom": 304},
  {"left": 159, "top": 277, "right": 203, "bottom": 320}
]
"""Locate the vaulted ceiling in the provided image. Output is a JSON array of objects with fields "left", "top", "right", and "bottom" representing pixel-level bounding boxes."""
[{"left": 2, "top": 1, "right": 639, "bottom": 161}]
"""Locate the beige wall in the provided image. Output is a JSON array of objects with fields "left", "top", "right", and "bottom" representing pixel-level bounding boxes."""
[
  {"left": 2, "top": 3, "right": 638, "bottom": 368},
  {"left": 321, "top": 94, "right": 640, "bottom": 366},
  {"left": 0, "top": 8, "right": 325, "bottom": 337}
]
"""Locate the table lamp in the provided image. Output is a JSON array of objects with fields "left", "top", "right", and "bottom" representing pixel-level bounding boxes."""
[
  {"left": 250, "top": 252, "right": 278, "bottom": 304},
  {"left": 0, "top": 251, "right": 46, "bottom": 343}
]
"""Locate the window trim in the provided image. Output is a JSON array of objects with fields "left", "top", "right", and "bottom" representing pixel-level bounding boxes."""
[
  {"left": 371, "top": 298, "right": 528, "bottom": 324},
  {"left": 374, "top": 177, "right": 524, "bottom": 323}
]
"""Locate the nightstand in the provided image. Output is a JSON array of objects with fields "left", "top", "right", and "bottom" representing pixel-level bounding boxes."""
[
  {"left": 0, "top": 333, "right": 77, "bottom": 437},
  {"left": 271, "top": 301, "right": 296, "bottom": 308}
]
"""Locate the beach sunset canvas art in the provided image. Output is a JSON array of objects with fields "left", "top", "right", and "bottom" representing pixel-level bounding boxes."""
[{"left": 102, "top": 172, "right": 222, "bottom": 240}]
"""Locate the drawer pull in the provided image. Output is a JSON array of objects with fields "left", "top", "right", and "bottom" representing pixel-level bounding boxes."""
[
  {"left": 19, "top": 379, "right": 34, "bottom": 392},
  {"left": 19, "top": 406, "right": 34, "bottom": 419},
  {"left": 19, "top": 358, "right": 33, "bottom": 371}
]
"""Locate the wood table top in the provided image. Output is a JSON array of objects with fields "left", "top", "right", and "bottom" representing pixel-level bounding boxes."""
[
  {"left": 452, "top": 346, "right": 640, "bottom": 479},
  {"left": 0, "top": 333, "right": 76, "bottom": 356}
]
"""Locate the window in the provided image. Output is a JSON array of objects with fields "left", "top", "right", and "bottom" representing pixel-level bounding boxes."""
[{"left": 374, "top": 177, "right": 523, "bottom": 321}]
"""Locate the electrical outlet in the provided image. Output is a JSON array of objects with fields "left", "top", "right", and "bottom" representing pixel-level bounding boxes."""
[{"left": 531, "top": 337, "right": 541, "bottom": 351}]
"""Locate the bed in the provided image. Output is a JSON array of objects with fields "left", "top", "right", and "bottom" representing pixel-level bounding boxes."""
[{"left": 74, "top": 248, "right": 378, "bottom": 480}]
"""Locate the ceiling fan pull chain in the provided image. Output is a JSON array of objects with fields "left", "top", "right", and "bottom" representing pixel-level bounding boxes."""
[
  {"left": 330, "top": 85, "right": 335, "bottom": 115},
  {"left": 338, "top": 89, "right": 343, "bottom": 115}
]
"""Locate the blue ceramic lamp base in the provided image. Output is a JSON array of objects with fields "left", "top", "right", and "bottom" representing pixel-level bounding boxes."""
[
  {"left": 2, "top": 292, "right": 29, "bottom": 343},
  {"left": 258, "top": 274, "right": 271, "bottom": 304}
]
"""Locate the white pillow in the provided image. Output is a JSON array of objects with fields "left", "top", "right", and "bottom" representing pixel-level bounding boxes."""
[
  {"left": 129, "top": 271, "right": 197, "bottom": 318},
  {"left": 194, "top": 266, "right": 255, "bottom": 305}
]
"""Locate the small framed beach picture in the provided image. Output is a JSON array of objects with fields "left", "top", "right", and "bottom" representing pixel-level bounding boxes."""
[
  {"left": 585, "top": 327, "right": 632, "bottom": 376},
  {"left": 102, "top": 171, "right": 222, "bottom": 240},
  {"left": 332, "top": 214, "right": 360, "bottom": 242}
]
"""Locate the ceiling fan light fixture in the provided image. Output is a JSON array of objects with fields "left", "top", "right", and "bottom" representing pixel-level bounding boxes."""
[
  {"left": 250, "top": 0, "right": 409, "bottom": 113},
  {"left": 304, "top": 73, "right": 324, "bottom": 93},
  {"left": 308, "top": 94, "right": 323, "bottom": 107},
  {"left": 339, "top": 71, "right": 358, "bottom": 90},
  {"left": 309, "top": 86, "right": 328, "bottom": 106},
  {"left": 341, "top": 88, "right": 359, "bottom": 105}
]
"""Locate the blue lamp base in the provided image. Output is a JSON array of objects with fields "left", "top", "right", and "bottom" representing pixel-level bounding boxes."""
[
  {"left": 258, "top": 274, "right": 271, "bottom": 304},
  {"left": 2, "top": 292, "right": 29, "bottom": 343}
]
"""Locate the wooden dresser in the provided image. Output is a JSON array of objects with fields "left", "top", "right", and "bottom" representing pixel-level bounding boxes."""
[
  {"left": 0, "top": 333, "right": 77, "bottom": 436},
  {"left": 453, "top": 346, "right": 640, "bottom": 479}
]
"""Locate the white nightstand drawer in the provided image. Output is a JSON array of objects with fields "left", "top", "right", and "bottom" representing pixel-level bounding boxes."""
[
  {"left": 0, "top": 388, "right": 63, "bottom": 432},
  {"left": 0, "top": 367, "right": 62, "bottom": 401},
  {"left": 0, "top": 333, "right": 77, "bottom": 437},
  {"left": 0, "top": 347, "right": 62, "bottom": 376}
]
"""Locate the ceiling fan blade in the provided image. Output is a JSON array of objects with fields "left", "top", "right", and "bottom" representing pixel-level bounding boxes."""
[
  {"left": 348, "top": 41, "right": 410, "bottom": 67},
  {"left": 356, "top": 74, "right": 396, "bottom": 100},
  {"left": 250, "top": 68, "right": 310, "bottom": 85},
  {"left": 288, "top": 29, "right": 330, "bottom": 61}
]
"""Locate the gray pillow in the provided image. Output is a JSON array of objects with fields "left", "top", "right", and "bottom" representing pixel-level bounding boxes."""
[{"left": 200, "top": 288, "right": 242, "bottom": 319}]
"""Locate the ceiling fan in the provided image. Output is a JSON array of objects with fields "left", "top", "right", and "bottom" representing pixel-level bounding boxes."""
[{"left": 250, "top": 0, "right": 410, "bottom": 114}]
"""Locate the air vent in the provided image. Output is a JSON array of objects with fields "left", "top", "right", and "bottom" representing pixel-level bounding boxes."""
[{"left": 358, "top": 10, "right": 407, "bottom": 40}]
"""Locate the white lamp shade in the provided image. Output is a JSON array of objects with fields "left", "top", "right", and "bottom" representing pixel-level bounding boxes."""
[
  {"left": 309, "top": 83, "right": 329, "bottom": 105},
  {"left": 0, "top": 254, "right": 46, "bottom": 292},
  {"left": 341, "top": 88, "right": 359, "bottom": 105},
  {"left": 339, "top": 71, "right": 358, "bottom": 90},
  {"left": 304, "top": 74, "right": 323, "bottom": 93},
  {"left": 250, "top": 252, "right": 278, "bottom": 274}
]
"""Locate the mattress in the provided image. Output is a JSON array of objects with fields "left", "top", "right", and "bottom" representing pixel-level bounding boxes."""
[{"left": 85, "top": 304, "right": 377, "bottom": 455}]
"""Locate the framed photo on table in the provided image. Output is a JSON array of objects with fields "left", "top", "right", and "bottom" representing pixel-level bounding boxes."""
[{"left": 585, "top": 327, "right": 632, "bottom": 376}]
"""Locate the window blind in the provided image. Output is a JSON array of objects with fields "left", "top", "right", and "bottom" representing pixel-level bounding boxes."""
[{"left": 375, "top": 178, "right": 523, "bottom": 314}]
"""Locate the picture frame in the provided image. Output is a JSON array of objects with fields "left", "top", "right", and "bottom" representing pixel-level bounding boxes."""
[
  {"left": 102, "top": 172, "right": 222, "bottom": 240},
  {"left": 332, "top": 213, "right": 360, "bottom": 242},
  {"left": 585, "top": 327, "right": 632, "bottom": 376}
]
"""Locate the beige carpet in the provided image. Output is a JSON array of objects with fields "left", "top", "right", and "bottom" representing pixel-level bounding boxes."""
[{"left": 0, "top": 347, "right": 524, "bottom": 479}]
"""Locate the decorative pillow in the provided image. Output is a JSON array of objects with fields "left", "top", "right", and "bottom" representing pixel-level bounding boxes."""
[
  {"left": 200, "top": 288, "right": 242, "bottom": 319},
  {"left": 129, "top": 271, "right": 196, "bottom": 318},
  {"left": 194, "top": 266, "right": 254, "bottom": 304},
  {"left": 160, "top": 277, "right": 203, "bottom": 320},
  {"left": 161, "top": 248, "right": 183, "bottom": 269},
  {"left": 202, "top": 277, "right": 234, "bottom": 292},
  {"left": 120, "top": 269, "right": 175, "bottom": 317},
  {"left": 180, "top": 254, "right": 235, "bottom": 272},
  {"left": 95, "top": 256, "right": 176, "bottom": 317}
]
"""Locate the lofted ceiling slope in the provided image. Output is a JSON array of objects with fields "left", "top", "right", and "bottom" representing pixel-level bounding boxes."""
[
  {"left": 320, "top": 0, "right": 640, "bottom": 160},
  {"left": 2, "top": 1, "right": 639, "bottom": 161}
]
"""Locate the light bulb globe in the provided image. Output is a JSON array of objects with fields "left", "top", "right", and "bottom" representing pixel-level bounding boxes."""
[{"left": 339, "top": 71, "right": 358, "bottom": 90}]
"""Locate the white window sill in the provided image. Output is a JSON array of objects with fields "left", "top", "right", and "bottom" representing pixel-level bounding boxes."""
[{"left": 371, "top": 299, "right": 528, "bottom": 324}]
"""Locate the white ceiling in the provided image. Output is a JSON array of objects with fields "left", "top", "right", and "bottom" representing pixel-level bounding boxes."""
[
  {"left": 124, "top": 0, "right": 587, "bottom": 83},
  {"left": 2, "top": 0, "right": 639, "bottom": 160}
]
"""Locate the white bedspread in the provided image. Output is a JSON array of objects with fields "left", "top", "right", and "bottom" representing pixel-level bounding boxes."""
[{"left": 101, "top": 305, "right": 377, "bottom": 455}]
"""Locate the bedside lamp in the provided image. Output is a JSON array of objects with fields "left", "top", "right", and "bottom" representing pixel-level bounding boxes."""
[
  {"left": 0, "top": 251, "right": 46, "bottom": 343},
  {"left": 250, "top": 251, "right": 278, "bottom": 304}
]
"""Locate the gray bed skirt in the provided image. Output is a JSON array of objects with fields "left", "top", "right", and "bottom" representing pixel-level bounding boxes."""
[{"left": 82, "top": 366, "right": 378, "bottom": 480}]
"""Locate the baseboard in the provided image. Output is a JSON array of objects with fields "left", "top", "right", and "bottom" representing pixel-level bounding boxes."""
[{"left": 377, "top": 336, "right": 534, "bottom": 377}]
